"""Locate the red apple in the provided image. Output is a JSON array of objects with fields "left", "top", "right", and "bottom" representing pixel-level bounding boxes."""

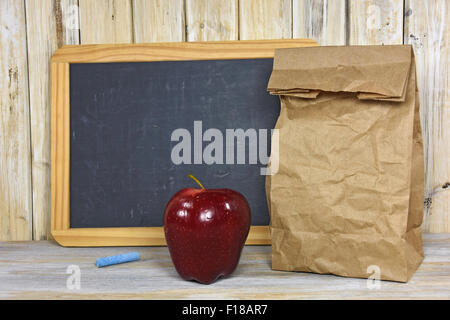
[{"left": 163, "top": 176, "right": 251, "bottom": 284}]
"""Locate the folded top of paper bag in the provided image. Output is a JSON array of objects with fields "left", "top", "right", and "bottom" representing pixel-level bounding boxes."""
[{"left": 267, "top": 45, "right": 412, "bottom": 101}]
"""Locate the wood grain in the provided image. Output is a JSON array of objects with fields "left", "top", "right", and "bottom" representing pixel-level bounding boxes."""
[
  {"left": 405, "top": 0, "right": 449, "bottom": 232},
  {"left": 0, "top": 234, "right": 449, "bottom": 299},
  {"left": 25, "top": 0, "right": 80, "bottom": 241},
  {"left": 186, "top": 0, "right": 238, "bottom": 41},
  {"left": 0, "top": 0, "right": 33, "bottom": 241},
  {"left": 51, "top": 225, "right": 269, "bottom": 247},
  {"left": 51, "top": 62, "right": 70, "bottom": 235},
  {"left": 239, "top": 0, "right": 292, "bottom": 40},
  {"left": 60, "top": 0, "right": 81, "bottom": 45},
  {"left": 348, "top": 0, "right": 403, "bottom": 45},
  {"left": 50, "top": 40, "right": 317, "bottom": 247},
  {"left": 132, "top": 0, "right": 185, "bottom": 42},
  {"left": 293, "top": 0, "right": 346, "bottom": 45},
  {"left": 51, "top": 39, "right": 317, "bottom": 63},
  {"left": 79, "top": 0, "right": 133, "bottom": 44}
]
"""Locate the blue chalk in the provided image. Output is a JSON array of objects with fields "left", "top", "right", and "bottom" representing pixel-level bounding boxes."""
[{"left": 96, "top": 252, "right": 140, "bottom": 268}]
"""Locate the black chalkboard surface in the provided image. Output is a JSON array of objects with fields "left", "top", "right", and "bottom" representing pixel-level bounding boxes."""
[{"left": 69, "top": 58, "right": 280, "bottom": 228}]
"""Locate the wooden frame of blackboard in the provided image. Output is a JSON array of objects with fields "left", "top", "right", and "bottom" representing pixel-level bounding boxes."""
[{"left": 50, "top": 39, "right": 317, "bottom": 247}]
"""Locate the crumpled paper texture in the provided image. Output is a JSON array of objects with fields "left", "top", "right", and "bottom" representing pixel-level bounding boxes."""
[{"left": 266, "top": 45, "right": 424, "bottom": 282}]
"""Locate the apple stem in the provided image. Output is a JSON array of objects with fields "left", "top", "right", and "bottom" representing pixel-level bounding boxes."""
[{"left": 188, "top": 174, "right": 205, "bottom": 189}]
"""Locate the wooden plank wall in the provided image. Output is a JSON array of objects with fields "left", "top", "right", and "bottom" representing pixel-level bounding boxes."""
[
  {"left": 0, "top": 0, "right": 448, "bottom": 240},
  {"left": 0, "top": 0, "right": 32, "bottom": 240}
]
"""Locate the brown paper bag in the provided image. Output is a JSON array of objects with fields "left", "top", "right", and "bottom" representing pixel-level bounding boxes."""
[{"left": 266, "top": 45, "right": 424, "bottom": 282}]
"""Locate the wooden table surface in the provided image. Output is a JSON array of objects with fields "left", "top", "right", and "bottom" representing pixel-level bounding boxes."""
[{"left": 1, "top": 234, "right": 449, "bottom": 299}]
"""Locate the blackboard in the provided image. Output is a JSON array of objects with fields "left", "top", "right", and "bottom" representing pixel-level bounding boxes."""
[
  {"left": 50, "top": 40, "right": 316, "bottom": 246},
  {"left": 69, "top": 58, "right": 280, "bottom": 228}
]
